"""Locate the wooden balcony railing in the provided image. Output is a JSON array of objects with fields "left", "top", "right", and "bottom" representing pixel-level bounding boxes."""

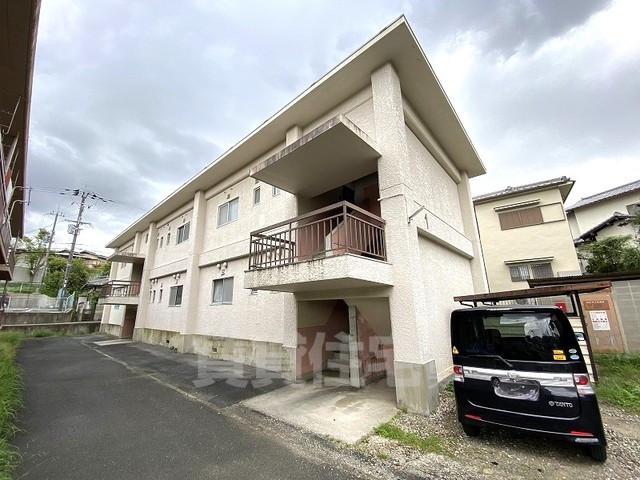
[
  {"left": 100, "top": 281, "right": 141, "bottom": 298},
  {"left": 249, "top": 201, "right": 386, "bottom": 270}
]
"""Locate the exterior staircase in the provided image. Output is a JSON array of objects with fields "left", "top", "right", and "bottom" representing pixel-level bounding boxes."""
[{"left": 322, "top": 331, "right": 351, "bottom": 386}]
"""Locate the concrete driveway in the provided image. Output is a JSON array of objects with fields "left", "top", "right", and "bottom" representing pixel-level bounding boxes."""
[{"left": 13, "top": 335, "right": 363, "bottom": 480}]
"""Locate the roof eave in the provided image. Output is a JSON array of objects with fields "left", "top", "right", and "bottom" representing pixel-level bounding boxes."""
[{"left": 107, "top": 16, "right": 485, "bottom": 248}]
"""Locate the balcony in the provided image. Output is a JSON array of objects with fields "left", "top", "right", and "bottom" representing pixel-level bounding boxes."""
[
  {"left": 245, "top": 201, "right": 393, "bottom": 293},
  {"left": 100, "top": 281, "right": 141, "bottom": 305}
]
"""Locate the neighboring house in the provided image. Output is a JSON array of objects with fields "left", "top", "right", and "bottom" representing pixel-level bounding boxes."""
[
  {"left": 566, "top": 179, "right": 640, "bottom": 244},
  {"left": 100, "top": 17, "right": 487, "bottom": 414},
  {"left": 12, "top": 249, "right": 108, "bottom": 283},
  {"left": 474, "top": 177, "right": 581, "bottom": 292},
  {"left": 0, "top": 0, "right": 41, "bottom": 280}
]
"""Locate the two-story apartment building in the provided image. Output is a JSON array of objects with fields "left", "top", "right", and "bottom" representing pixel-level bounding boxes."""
[
  {"left": 474, "top": 177, "right": 581, "bottom": 292},
  {"left": 0, "top": 0, "right": 40, "bottom": 280},
  {"left": 101, "top": 17, "right": 487, "bottom": 414},
  {"left": 566, "top": 179, "right": 640, "bottom": 244}
]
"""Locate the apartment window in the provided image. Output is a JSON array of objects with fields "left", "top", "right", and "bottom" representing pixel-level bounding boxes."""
[
  {"left": 166, "top": 232, "right": 171, "bottom": 245},
  {"left": 272, "top": 186, "right": 281, "bottom": 197},
  {"left": 152, "top": 290, "right": 156, "bottom": 302},
  {"left": 159, "top": 236, "right": 164, "bottom": 248},
  {"left": 169, "top": 285, "right": 183, "bottom": 306},
  {"left": 499, "top": 206, "right": 543, "bottom": 230},
  {"left": 158, "top": 288, "right": 163, "bottom": 303},
  {"left": 145, "top": 233, "right": 149, "bottom": 244},
  {"left": 212, "top": 277, "right": 234, "bottom": 305},
  {"left": 253, "top": 187, "right": 261, "bottom": 205},
  {"left": 218, "top": 198, "right": 239, "bottom": 226},
  {"left": 509, "top": 262, "right": 553, "bottom": 282},
  {"left": 177, "top": 223, "right": 190, "bottom": 244},
  {"left": 149, "top": 290, "right": 152, "bottom": 303}
]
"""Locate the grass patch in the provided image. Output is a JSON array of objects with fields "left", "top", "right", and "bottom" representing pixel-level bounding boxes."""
[
  {"left": 29, "top": 328, "right": 58, "bottom": 338},
  {"left": 0, "top": 332, "right": 23, "bottom": 479},
  {"left": 374, "top": 422, "right": 447, "bottom": 454},
  {"left": 595, "top": 353, "right": 640, "bottom": 412}
]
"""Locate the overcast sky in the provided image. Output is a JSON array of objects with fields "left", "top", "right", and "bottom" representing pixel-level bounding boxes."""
[{"left": 26, "top": 0, "right": 639, "bottom": 254}]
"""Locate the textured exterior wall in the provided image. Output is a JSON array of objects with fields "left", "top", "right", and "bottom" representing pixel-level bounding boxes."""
[
  {"left": 194, "top": 260, "right": 292, "bottom": 344},
  {"left": 419, "top": 236, "right": 475, "bottom": 381},
  {"left": 405, "top": 126, "right": 464, "bottom": 232},
  {"left": 475, "top": 188, "right": 581, "bottom": 292}
]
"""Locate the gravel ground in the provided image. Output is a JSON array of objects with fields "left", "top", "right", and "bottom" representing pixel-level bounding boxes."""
[{"left": 356, "top": 390, "right": 640, "bottom": 479}]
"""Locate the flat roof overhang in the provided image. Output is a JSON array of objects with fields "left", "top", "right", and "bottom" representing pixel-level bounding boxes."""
[
  {"left": 107, "top": 252, "right": 145, "bottom": 265},
  {"left": 107, "top": 16, "right": 486, "bottom": 249},
  {"left": 250, "top": 115, "right": 380, "bottom": 197}
]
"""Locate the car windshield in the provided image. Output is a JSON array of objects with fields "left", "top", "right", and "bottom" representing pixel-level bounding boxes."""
[{"left": 452, "top": 310, "right": 579, "bottom": 362}]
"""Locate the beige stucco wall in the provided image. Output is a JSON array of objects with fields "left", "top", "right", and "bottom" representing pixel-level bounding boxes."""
[
  {"left": 194, "top": 259, "right": 292, "bottom": 344},
  {"left": 419, "top": 235, "right": 475, "bottom": 381},
  {"left": 475, "top": 187, "right": 581, "bottom": 292}
]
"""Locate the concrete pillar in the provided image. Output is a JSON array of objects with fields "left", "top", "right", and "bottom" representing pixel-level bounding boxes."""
[
  {"left": 457, "top": 171, "right": 488, "bottom": 293},
  {"left": 134, "top": 222, "right": 158, "bottom": 333},
  {"left": 371, "top": 62, "right": 438, "bottom": 414},
  {"left": 348, "top": 305, "right": 361, "bottom": 388},
  {"left": 181, "top": 191, "right": 207, "bottom": 347}
]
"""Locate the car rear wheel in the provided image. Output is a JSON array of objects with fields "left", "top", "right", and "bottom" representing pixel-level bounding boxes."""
[
  {"left": 462, "top": 424, "right": 481, "bottom": 437},
  {"left": 588, "top": 445, "right": 607, "bottom": 462}
]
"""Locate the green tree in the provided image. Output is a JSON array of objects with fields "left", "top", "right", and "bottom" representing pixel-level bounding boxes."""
[
  {"left": 17, "top": 228, "right": 50, "bottom": 282},
  {"left": 579, "top": 235, "right": 640, "bottom": 274},
  {"left": 95, "top": 261, "right": 111, "bottom": 277},
  {"left": 41, "top": 256, "right": 91, "bottom": 297}
]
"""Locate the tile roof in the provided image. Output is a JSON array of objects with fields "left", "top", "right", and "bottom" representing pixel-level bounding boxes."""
[
  {"left": 473, "top": 176, "right": 572, "bottom": 203},
  {"left": 566, "top": 179, "right": 640, "bottom": 211}
]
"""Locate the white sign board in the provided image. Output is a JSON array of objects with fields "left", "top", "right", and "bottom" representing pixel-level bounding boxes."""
[{"left": 590, "top": 310, "right": 611, "bottom": 331}]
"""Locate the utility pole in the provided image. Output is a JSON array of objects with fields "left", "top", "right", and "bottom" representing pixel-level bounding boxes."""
[
  {"left": 59, "top": 190, "right": 89, "bottom": 308},
  {"left": 37, "top": 206, "right": 62, "bottom": 294}
]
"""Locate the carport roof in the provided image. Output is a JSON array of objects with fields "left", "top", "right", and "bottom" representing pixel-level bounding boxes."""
[{"left": 454, "top": 281, "right": 611, "bottom": 304}]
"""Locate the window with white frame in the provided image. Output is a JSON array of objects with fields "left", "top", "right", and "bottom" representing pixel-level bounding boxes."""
[
  {"left": 166, "top": 232, "right": 171, "bottom": 245},
  {"left": 272, "top": 186, "right": 281, "bottom": 196},
  {"left": 152, "top": 290, "right": 156, "bottom": 302},
  {"left": 253, "top": 187, "right": 261, "bottom": 205},
  {"left": 159, "top": 236, "right": 163, "bottom": 248},
  {"left": 169, "top": 285, "right": 183, "bottom": 306},
  {"left": 218, "top": 198, "right": 239, "bottom": 226},
  {"left": 158, "top": 288, "right": 163, "bottom": 303},
  {"left": 212, "top": 277, "right": 234, "bottom": 304},
  {"left": 509, "top": 262, "right": 553, "bottom": 282},
  {"left": 177, "top": 223, "right": 190, "bottom": 244}
]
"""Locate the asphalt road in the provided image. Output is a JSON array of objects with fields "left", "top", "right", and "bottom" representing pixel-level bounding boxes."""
[{"left": 13, "top": 335, "right": 361, "bottom": 480}]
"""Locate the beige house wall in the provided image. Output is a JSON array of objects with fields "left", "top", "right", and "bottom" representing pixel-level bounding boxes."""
[
  {"left": 476, "top": 188, "right": 581, "bottom": 292},
  {"left": 568, "top": 191, "right": 640, "bottom": 240}
]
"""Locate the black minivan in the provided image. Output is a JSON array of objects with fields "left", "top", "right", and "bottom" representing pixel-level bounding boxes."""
[{"left": 450, "top": 305, "right": 607, "bottom": 461}]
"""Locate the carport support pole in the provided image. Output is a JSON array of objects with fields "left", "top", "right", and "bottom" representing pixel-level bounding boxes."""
[{"left": 574, "top": 292, "right": 598, "bottom": 382}]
